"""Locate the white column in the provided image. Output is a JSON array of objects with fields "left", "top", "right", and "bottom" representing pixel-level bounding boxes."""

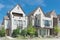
[
  {"left": 48, "top": 29, "right": 50, "bottom": 36},
  {"left": 38, "top": 29, "right": 40, "bottom": 37}
]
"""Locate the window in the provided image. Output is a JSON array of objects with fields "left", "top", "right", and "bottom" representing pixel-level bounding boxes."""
[
  {"left": 38, "top": 20, "right": 40, "bottom": 25},
  {"left": 13, "top": 20, "right": 17, "bottom": 25},
  {"left": 40, "top": 29, "right": 47, "bottom": 36},
  {"left": 44, "top": 20, "right": 50, "bottom": 26},
  {"left": 12, "top": 12, "right": 23, "bottom": 17},
  {"left": 35, "top": 17, "right": 37, "bottom": 25},
  {"left": 24, "top": 20, "right": 26, "bottom": 26},
  {"left": 49, "top": 20, "right": 52, "bottom": 26},
  {"left": 17, "top": 20, "right": 23, "bottom": 29},
  {"left": 35, "top": 14, "right": 40, "bottom": 26},
  {"left": 18, "top": 20, "right": 22, "bottom": 26},
  {"left": 35, "top": 17, "right": 40, "bottom": 26}
]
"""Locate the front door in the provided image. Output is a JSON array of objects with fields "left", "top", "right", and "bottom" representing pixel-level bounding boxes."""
[{"left": 6, "top": 29, "right": 9, "bottom": 36}]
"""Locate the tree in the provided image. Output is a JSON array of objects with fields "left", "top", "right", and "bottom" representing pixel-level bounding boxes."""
[{"left": 27, "top": 22, "right": 36, "bottom": 37}]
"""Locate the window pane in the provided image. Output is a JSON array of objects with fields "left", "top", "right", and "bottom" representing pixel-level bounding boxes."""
[
  {"left": 13, "top": 20, "right": 17, "bottom": 25},
  {"left": 44, "top": 20, "right": 50, "bottom": 26},
  {"left": 17, "top": 20, "right": 22, "bottom": 26},
  {"left": 24, "top": 20, "right": 26, "bottom": 26}
]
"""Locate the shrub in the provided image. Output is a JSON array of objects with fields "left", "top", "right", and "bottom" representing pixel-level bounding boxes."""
[
  {"left": 54, "top": 25, "right": 60, "bottom": 35},
  {"left": 27, "top": 27, "right": 36, "bottom": 37},
  {"left": 35, "top": 31, "right": 38, "bottom": 37},
  {"left": 54, "top": 25, "right": 60, "bottom": 33},
  {"left": 0, "top": 27, "right": 5, "bottom": 37},
  {"left": 12, "top": 28, "right": 20, "bottom": 37},
  {"left": 21, "top": 28, "right": 27, "bottom": 37},
  {"left": 27, "top": 22, "right": 36, "bottom": 37}
]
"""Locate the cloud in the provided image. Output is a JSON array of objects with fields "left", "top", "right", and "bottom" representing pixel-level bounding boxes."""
[
  {"left": 0, "top": 3, "right": 5, "bottom": 10},
  {"left": 21, "top": 0, "right": 46, "bottom": 7}
]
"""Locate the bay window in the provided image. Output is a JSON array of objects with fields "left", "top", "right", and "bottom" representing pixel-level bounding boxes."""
[{"left": 44, "top": 20, "right": 51, "bottom": 27}]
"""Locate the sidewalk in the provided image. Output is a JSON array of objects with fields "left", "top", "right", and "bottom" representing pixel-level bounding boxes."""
[{"left": 0, "top": 36, "right": 60, "bottom": 40}]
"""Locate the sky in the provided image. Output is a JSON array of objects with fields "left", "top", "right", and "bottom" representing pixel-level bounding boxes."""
[{"left": 0, "top": 0, "right": 60, "bottom": 24}]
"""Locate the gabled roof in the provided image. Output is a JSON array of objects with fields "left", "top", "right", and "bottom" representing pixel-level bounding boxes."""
[
  {"left": 2, "top": 16, "right": 9, "bottom": 25},
  {"left": 57, "top": 15, "right": 60, "bottom": 20},
  {"left": 28, "top": 6, "right": 57, "bottom": 18},
  {"left": 4, "top": 16, "right": 9, "bottom": 20},
  {"left": 44, "top": 10, "right": 53, "bottom": 17},
  {"left": 7, "top": 4, "right": 26, "bottom": 15},
  {"left": 45, "top": 10, "right": 57, "bottom": 18},
  {"left": 28, "top": 6, "right": 45, "bottom": 17},
  {"left": 28, "top": 7, "right": 39, "bottom": 16}
]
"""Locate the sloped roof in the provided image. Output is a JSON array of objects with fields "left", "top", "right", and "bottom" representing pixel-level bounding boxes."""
[
  {"left": 28, "top": 7, "right": 45, "bottom": 17},
  {"left": 57, "top": 15, "right": 60, "bottom": 20},
  {"left": 4, "top": 16, "right": 9, "bottom": 20},
  {"left": 28, "top": 6, "right": 57, "bottom": 18},
  {"left": 45, "top": 10, "right": 57, "bottom": 18},
  {"left": 44, "top": 10, "right": 53, "bottom": 17},
  {"left": 7, "top": 4, "right": 26, "bottom": 15},
  {"left": 28, "top": 7, "right": 39, "bottom": 16}
]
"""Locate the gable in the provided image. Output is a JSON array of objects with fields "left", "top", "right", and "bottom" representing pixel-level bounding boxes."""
[
  {"left": 10, "top": 4, "right": 25, "bottom": 16},
  {"left": 50, "top": 10, "right": 57, "bottom": 18},
  {"left": 28, "top": 7, "right": 45, "bottom": 17},
  {"left": 33, "top": 7, "right": 45, "bottom": 16}
]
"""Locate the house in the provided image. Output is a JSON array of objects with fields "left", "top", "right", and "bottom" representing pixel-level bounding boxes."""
[
  {"left": 57, "top": 15, "right": 60, "bottom": 36},
  {"left": 3, "top": 4, "right": 60, "bottom": 37},
  {"left": 28, "top": 7, "right": 58, "bottom": 36},
  {"left": 0, "top": 24, "right": 1, "bottom": 30},
  {"left": 3, "top": 4, "right": 28, "bottom": 36},
  {"left": 57, "top": 15, "right": 60, "bottom": 27},
  {"left": 0, "top": 24, "right": 4, "bottom": 30}
]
